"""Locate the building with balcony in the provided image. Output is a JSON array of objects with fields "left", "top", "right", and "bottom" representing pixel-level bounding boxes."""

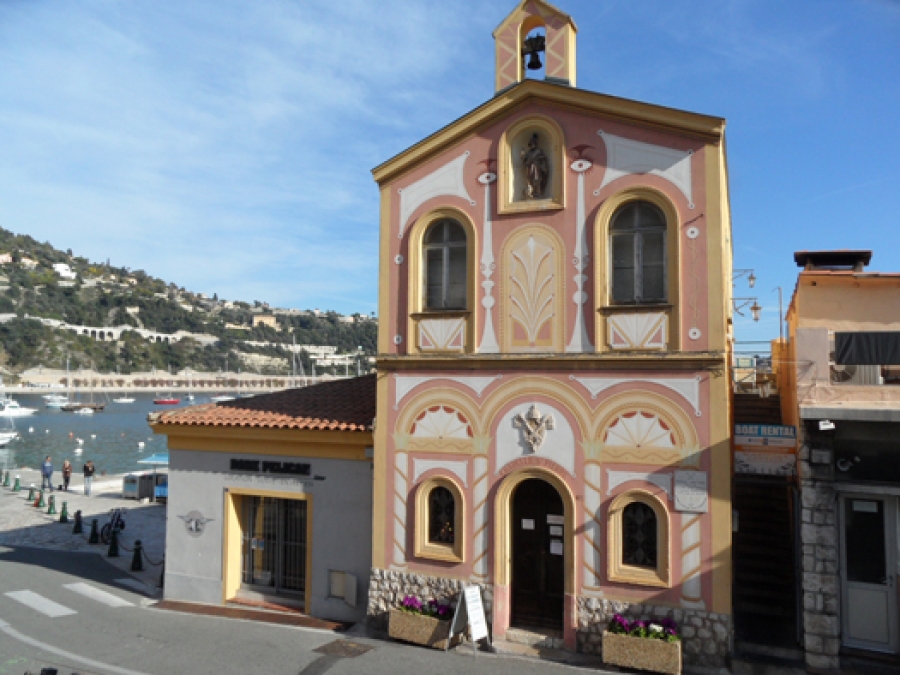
[
  {"left": 366, "top": 1, "right": 734, "bottom": 666},
  {"left": 777, "top": 249, "right": 900, "bottom": 670}
]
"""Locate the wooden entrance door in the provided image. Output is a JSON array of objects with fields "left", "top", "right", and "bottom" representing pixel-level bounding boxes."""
[{"left": 511, "top": 479, "right": 564, "bottom": 629}]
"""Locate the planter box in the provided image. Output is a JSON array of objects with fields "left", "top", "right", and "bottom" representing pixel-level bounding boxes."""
[
  {"left": 602, "top": 631, "right": 682, "bottom": 675},
  {"left": 388, "top": 609, "right": 460, "bottom": 650}
]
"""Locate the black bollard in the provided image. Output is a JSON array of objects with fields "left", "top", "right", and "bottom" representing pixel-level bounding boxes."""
[
  {"left": 26, "top": 485, "right": 35, "bottom": 501},
  {"left": 59, "top": 501, "right": 69, "bottom": 524},
  {"left": 159, "top": 561, "right": 165, "bottom": 589},
  {"left": 47, "top": 494, "right": 57, "bottom": 515},
  {"left": 131, "top": 539, "right": 144, "bottom": 571},
  {"left": 107, "top": 529, "right": 120, "bottom": 558},
  {"left": 73, "top": 510, "right": 83, "bottom": 534},
  {"left": 12, "top": 475, "right": 20, "bottom": 491},
  {"left": 88, "top": 518, "right": 99, "bottom": 544}
]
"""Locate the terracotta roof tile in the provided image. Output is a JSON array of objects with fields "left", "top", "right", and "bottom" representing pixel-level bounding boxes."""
[{"left": 151, "top": 374, "right": 376, "bottom": 432}]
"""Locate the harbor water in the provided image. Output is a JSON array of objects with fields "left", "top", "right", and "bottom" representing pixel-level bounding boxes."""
[{"left": 0, "top": 393, "right": 199, "bottom": 476}]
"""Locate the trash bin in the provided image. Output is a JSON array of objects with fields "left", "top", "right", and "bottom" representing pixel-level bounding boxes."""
[
  {"left": 136, "top": 473, "right": 155, "bottom": 500},
  {"left": 153, "top": 474, "right": 168, "bottom": 503},
  {"left": 122, "top": 475, "right": 138, "bottom": 500}
]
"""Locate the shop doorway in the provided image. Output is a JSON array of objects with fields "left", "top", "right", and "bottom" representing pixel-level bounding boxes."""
[
  {"left": 511, "top": 478, "right": 564, "bottom": 629},
  {"left": 240, "top": 496, "right": 308, "bottom": 601},
  {"left": 841, "top": 495, "right": 898, "bottom": 653}
]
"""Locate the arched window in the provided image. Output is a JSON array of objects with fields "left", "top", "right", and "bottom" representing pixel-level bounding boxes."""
[
  {"left": 423, "top": 219, "right": 467, "bottom": 310},
  {"left": 608, "top": 490, "right": 670, "bottom": 587},
  {"left": 428, "top": 487, "right": 455, "bottom": 544},
  {"left": 610, "top": 201, "right": 667, "bottom": 304},
  {"left": 622, "top": 502, "right": 657, "bottom": 568},
  {"left": 414, "top": 477, "right": 465, "bottom": 563}
]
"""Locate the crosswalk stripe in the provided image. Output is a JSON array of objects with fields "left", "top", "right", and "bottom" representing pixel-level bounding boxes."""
[
  {"left": 63, "top": 582, "right": 133, "bottom": 608},
  {"left": 114, "top": 578, "right": 152, "bottom": 593},
  {"left": 4, "top": 590, "right": 76, "bottom": 618}
]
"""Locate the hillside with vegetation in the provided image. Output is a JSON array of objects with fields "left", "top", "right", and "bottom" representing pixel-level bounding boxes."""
[{"left": 0, "top": 228, "right": 376, "bottom": 378}]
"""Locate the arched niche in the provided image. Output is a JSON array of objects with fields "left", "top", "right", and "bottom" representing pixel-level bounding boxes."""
[{"left": 498, "top": 116, "right": 566, "bottom": 214}]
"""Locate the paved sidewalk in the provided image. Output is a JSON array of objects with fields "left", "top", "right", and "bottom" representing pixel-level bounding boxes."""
[{"left": 0, "top": 466, "right": 166, "bottom": 594}]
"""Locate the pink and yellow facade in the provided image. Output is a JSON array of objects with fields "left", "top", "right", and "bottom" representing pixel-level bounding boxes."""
[{"left": 367, "top": 1, "right": 734, "bottom": 666}]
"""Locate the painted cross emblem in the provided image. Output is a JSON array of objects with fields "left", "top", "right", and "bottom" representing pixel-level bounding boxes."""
[{"left": 513, "top": 404, "right": 555, "bottom": 453}]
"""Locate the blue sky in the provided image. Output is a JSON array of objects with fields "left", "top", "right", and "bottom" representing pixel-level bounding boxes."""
[{"left": 0, "top": 1, "right": 898, "bottom": 346}]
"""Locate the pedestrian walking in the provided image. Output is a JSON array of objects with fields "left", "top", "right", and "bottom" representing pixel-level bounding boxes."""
[
  {"left": 41, "top": 456, "right": 53, "bottom": 492},
  {"left": 62, "top": 459, "right": 72, "bottom": 491},
  {"left": 83, "top": 460, "right": 95, "bottom": 496}
]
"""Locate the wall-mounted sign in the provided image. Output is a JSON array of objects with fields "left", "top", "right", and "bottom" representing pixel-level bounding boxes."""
[
  {"left": 179, "top": 511, "right": 214, "bottom": 538},
  {"left": 734, "top": 424, "right": 797, "bottom": 476},
  {"left": 230, "top": 459, "right": 311, "bottom": 476},
  {"left": 734, "top": 425, "right": 797, "bottom": 453},
  {"left": 674, "top": 471, "right": 708, "bottom": 513}
]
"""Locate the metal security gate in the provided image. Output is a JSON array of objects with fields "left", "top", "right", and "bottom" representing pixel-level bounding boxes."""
[{"left": 240, "top": 497, "right": 307, "bottom": 598}]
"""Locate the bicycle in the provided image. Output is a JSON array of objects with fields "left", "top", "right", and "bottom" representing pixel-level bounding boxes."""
[{"left": 100, "top": 507, "right": 127, "bottom": 544}]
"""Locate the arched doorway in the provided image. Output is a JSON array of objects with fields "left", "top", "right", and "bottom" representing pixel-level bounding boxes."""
[{"left": 511, "top": 478, "right": 565, "bottom": 629}]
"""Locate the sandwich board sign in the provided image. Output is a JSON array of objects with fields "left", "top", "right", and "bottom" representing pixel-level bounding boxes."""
[{"left": 446, "top": 585, "right": 490, "bottom": 653}]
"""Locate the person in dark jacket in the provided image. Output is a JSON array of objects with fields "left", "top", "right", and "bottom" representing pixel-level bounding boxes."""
[
  {"left": 62, "top": 459, "right": 73, "bottom": 491},
  {"left": 41, "top": 456, "right": 53, "bottom": 491},
  {"left": 83, "top": 460, "right": 95, "bottom": 496}
]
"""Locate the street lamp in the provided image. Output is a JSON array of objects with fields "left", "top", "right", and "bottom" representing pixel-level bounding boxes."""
[
  {"left": 750, "top": 300, "right": 762, "bottom": 322},
  {"left": 733, "top": 269, "right": 756, "bottom": 289},
  {"left": 734, "top": 297, "right": 762, "bottom": 322}
]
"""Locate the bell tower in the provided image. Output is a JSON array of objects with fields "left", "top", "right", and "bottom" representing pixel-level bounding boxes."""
[{"left": 493, "top": 0, "right": 577, "bottom": 93}]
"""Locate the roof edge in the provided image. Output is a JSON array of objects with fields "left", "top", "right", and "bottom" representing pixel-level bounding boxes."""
[{"left": 371, "top": 79, "right": 726, "bottom": 185}]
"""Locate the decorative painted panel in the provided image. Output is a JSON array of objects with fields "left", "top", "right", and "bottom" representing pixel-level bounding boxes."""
[
  {"left": 394, "top": 374, "right": 502, "bottom": 408},
  {"left": 398, "top": 152, "right": 475, "bottom": 237},
  {"left": 681, "top": 514, "right": 704, "bottom": 608},
  {"left": 594, "top": 131, "right": 694, "bottom": 208},
  {"left": 605, "top": 411, "right": 677, "bottom": 452},
  {"left": 606, "top": 469, "right": 672, "bottom": 498},
  {"left": 572, "top": 375, "right": 702, "bottom": 417},
  {"left": 418, "top": 317, "right": 466, "bottom": 352},
  {"left": 567, "top": 154, "right": 593, "bottom": 352},
  {"left": 412, "top": 458, "right": 468, "bottom": 488},
  {"left": 501, "top": 227, "right": 565, "bottom": 352},
  {"left": 608, "top": 312, "right": 667, "bottom": 351},
  {"left": 496, "top": 401, "right": 575, "bottom": 476},
  {"left": 392, "top": 452, "right": 408, "bottom": 569},
  {"left": 472, "top": 455, "right": 490, "bottom": 579},
  {"left": 410, "top": 406, "right": 473, "bottom": 440},
  {"left": 478, "top": 166, "right": 499, "bottom": 352},
  {"left": 583, "top": 461, "right": 603, "bottom": 588}
]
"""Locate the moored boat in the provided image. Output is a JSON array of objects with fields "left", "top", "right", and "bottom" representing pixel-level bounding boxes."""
[
  {"left": 154, "top": 397, "right": 180, "bottom": 405},
  {"left": 61, "top": 402, "right": 106, "bottom": 413},
  {"left": 0, "top": 399, "right": 38, "bottom": 417}
]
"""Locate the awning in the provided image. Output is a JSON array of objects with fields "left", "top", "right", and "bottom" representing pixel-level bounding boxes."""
[
  {"left": 137, "top": 452, "right": 169, "bottom": 466},
  {"left": 834, "top": 332, "right": 900, "bottom": 365}
]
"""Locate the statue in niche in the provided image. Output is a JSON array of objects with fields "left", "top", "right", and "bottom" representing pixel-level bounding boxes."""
[{"left": 520, "top": 132, "right": 549, "bottom": 199}]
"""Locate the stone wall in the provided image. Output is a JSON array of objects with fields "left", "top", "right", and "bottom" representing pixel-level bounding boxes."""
[
  {"left": 576, "top": 597, "right": 730, "bottom": 669},
  {"left": 367, "top": 567, "right": 730, "bottom": 669},
  {"left": 798, "top": 424, "right": 841, "bottom": 671},
  {"left": 366, "top": 568, "right": 493, "bottom": 634}
]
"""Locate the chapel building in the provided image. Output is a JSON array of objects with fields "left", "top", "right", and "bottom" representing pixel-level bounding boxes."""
[{"left": 366, "top": 1, "right": 735, "bottom": 666}]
